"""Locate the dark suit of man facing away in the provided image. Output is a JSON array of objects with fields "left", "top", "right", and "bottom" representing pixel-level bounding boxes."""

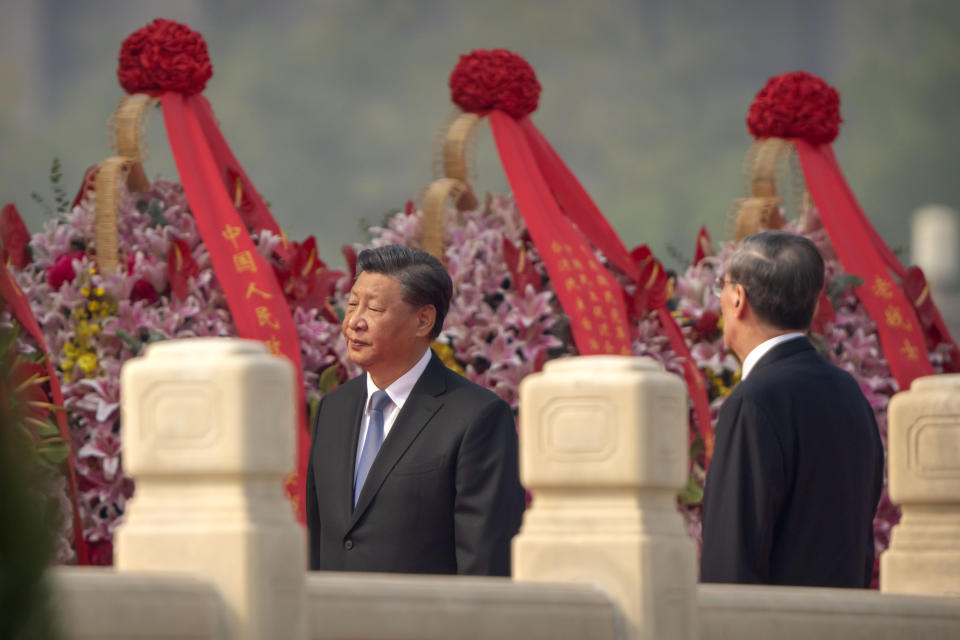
[
  {"left": 700, "top": 231, "right": 884, "bottom": 587},
  {"left": 306, "top": 245, "right": 525, "bottom": 575}
]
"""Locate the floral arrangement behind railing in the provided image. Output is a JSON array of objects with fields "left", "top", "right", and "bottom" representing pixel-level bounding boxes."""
[{"left": 11, "top": 177, "right": 347, "bottom": 564}]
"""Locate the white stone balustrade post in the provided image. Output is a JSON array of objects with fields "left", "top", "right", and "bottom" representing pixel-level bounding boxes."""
[
  {"left": 514, "top": 356, "right": 698, "bottom": 640},
  {"left": 881, "top": 374, "right": 960, "bottom": 596},
  {"left": 115, "top": 338, "right": 306, "bottom": 640}
]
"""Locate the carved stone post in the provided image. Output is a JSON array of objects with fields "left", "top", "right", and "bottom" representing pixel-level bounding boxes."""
[
  {"left": 115, "top": 338, "right": 306, "bottom": 640},
  {"left": 881, "top": 373, "right": 960, "bottom": 596},
  {"left": 514, "top": 356, "right": 698, "bottom": 640}
]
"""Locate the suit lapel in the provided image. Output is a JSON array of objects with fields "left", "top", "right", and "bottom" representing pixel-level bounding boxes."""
[{"left": 349, "top": 354, "right": 447, "bottom": 528}]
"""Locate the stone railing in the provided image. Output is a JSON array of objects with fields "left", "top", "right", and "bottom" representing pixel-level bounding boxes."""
[
  {"left": 882, "top": 374, "right": 960, "bottom": 596},
  {"left": 48, "top": 339, "right": 960, "bottom": 639}
]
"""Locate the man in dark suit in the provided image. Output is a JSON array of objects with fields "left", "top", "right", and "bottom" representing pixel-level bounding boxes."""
[
  {"left": 306, "top": 244, "right": 525, "bottom": 575},
  {"left": 700, "top": 231, "right": 884, "bottom": 587}
]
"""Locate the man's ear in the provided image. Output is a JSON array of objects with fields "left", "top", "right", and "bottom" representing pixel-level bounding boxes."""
[
  {"left": 732, "top": 283, "right": 749, "bottom": 319},
  {"left": 415, "top": 305, "right": 437, "bottom": 338}
]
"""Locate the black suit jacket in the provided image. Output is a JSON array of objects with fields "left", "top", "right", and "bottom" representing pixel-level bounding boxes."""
[
  {"left": 700, "top": 337, "right": 884, "bottom": 587},
  {"left": 306, "top": 352, "right": 525, "bottom": 575}
]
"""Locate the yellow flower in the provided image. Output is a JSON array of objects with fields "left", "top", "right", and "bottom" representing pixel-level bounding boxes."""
[
  {"left": 77, "top": 353, "right": 98, "bottom": 374},
  {"left": 94, "top": 287, "right": 104, "bottom": 297},
  {"left": 61, "top": 358, "right": 75, "bottom": 372},
  {"left": 76, "top": 322, "right": 100, "bottom": 339},
  {"left": 80, "top": 287, "right": 90, "bottom": 297},
  {"left": 431, "top": 342, "right": 465, "bottom": 376},
  {"left": 94, "top": 298, "right": 117, "bottom": 318},
  {"left": 63, "top": 342, "right": 79, "bottom": 358}
]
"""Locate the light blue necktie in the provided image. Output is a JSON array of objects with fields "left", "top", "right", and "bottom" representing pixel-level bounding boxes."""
[{"left": 354, "top": 390, "right": 391, "bottom": 508}]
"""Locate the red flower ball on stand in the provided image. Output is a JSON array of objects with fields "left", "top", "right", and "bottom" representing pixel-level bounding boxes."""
[
  {"left": 746, "top": 71, "right": 842, "bottom": 145},
  {"left": 449, "top": 49, "right": 542, "bottom": 119},
  {"left": 117, "top": 18, "right": 213, "bottom": 95}
]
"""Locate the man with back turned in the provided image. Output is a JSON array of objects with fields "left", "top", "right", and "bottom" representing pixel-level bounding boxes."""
[
  {"left": 305, "top": 244, "right": 525, "bottom": 575},
  {"left": 701, "top": 231, "right": 884, "bottom": 587}
]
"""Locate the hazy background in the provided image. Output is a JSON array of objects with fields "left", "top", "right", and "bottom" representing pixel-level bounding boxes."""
[{"left": 2, "top": 0, "right": 958, "bottom": 272}]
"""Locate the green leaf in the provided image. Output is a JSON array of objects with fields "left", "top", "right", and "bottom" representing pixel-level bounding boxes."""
[
  {"left": 25, "top": 349, "right": 49, "bottom": 366},
  {"left": 808, "top": 332, "right": 832, "bottom": 359},
  {"left": 54, "top": 187, "right": 69, "bottom": 212},
  {"left": 38, "top": 440, "right": 70, "bottom": 466},
  {"left": 36, "top": 420, "right": 61, "bottom": 438},
  {"left": 677, "top": 476, "right": 704, "bottom": 505},
  {"left": 148, "top": 198, "right": 166, "bottom": 226},
  {"left": 826, "top": 273, "right": 864, "bottom": 304},
  {"left": 307, "top": 395, "right": 321, "bottom": 430},
  {"left": 114, "top": 328, "right": 144, "bottom": 354},
  {"left": 0, "top": 325, "right": 19, "bottom": 358},
  {"left": 319, "top": 364, "right": 343, "bottom": 394},
  {"left": 689, "top": 434, "right": 705, "bottom": 460}
]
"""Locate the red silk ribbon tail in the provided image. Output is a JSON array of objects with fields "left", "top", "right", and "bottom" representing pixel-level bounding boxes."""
[
  {"left": 490, "top": 110, "right": 633, "bottom": 356},
  {"left": 163, "top": 93, "right": 310, "bottom": 524},
  {"left": 656, "top": 306, "right": 714, "bottom": 466},
  {"left": 821, "top": 146, "right": 906, "bottom": 279},
  {"left": 189, "top": 95, "right": 284, "bottom": 237},
  {"left": 518, "top": 117, "right": 639, "bottom": 281},
  {"left": 820, "top": 146, "right": 959, "bottom": 365},
  {"left": 518, "top": 118, "right": 712, "bottom": 454},
  {"left": 795, "top": 139, "right": 934, "bottom": 388},
  {"left": 1, "top": 261, "right": 89, "bottom": 564}
]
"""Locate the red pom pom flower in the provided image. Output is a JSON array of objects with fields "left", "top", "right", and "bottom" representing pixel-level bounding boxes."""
[
  {"left": 118, "top": 18, "right": 213, "bottom": 95},
  {"left": 449, "top": 49, "right": 541, "bottom": 119},
  {"left": 746, "top": 71, "right": 842, "bottom": 145}
]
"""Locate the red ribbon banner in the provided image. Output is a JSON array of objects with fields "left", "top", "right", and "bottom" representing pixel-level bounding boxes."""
[
  {"left": 510, "top": 116, "right": 713, "bottom": 453},
  {"left": 161, "top": 93, "right": 310, "bottom": 522},
  {"left": 490, "top": 111, "right": 633, "bottom": 355},
  {"left": 519, "top": 118, "right": 639, "bottom": 279},
  {"left": 794, "top": 139, "right": 934, "bottom": 387},
  {"left": 190, "top": 95, "right": 285, "bottom": 237}
]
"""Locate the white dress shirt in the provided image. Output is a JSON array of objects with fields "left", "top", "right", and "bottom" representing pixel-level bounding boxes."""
[
  {"left": 355, "top": 347, "right": 432, "bottom": 468},
  {"left": 740, "top": 332, "right": 805, "bottom": 381}
]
